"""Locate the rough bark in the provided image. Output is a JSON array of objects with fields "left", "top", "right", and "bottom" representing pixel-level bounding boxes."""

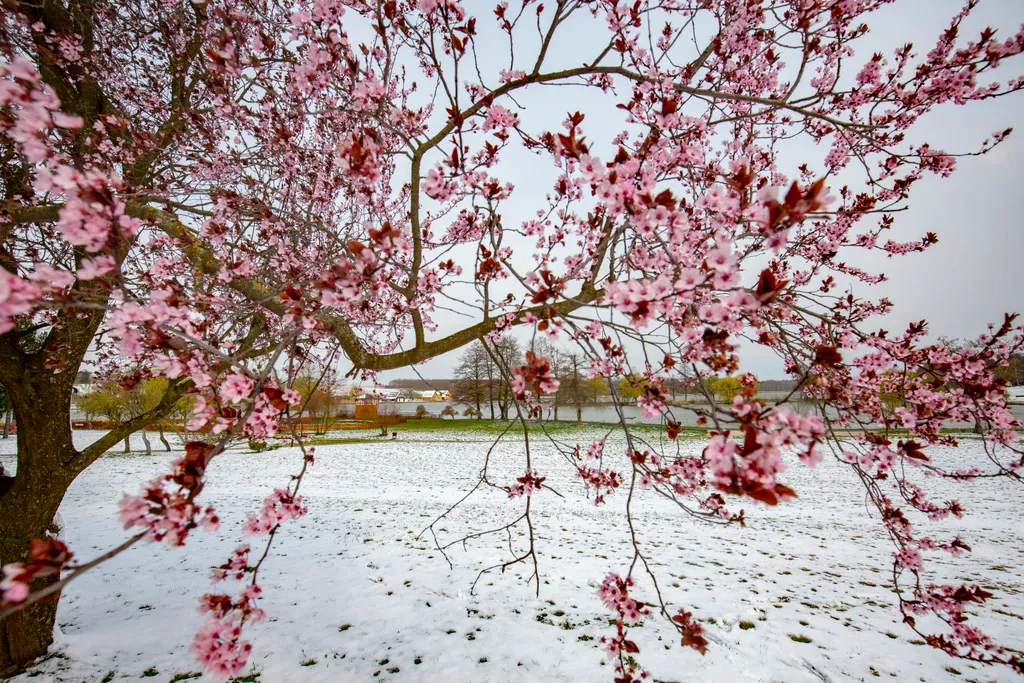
[
  {"left": 0, "top": 382, "right": 76, "bottom": 676},
  {"left": 487, "top": 373, "right": 495, "bottom": 420},
  {"left": 0, "top": 346, "right": 186, "bottom": 673},
  {"left": 0, "top": 563, "right": 59, "bottom": 677}
]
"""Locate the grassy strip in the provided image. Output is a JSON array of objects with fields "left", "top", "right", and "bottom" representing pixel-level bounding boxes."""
[
  {"left": 275, "top": 418, "right": 998, "bottom": 448},
  {"left": 304, "top": 418, "right": 703, "bottom": 445}
]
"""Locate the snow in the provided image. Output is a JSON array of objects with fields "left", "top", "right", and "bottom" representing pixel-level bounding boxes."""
[{"left": 3, "top": 428, "right": 1023, "bottom": 683}]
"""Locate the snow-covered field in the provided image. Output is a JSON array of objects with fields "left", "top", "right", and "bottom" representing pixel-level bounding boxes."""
[{"left": 3, "top": 428, "right": 1023, "bottom": 683}]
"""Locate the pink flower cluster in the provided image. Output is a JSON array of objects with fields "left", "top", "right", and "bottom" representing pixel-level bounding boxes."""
[
  {"left": 482, "top": 105, "right": 518, "bottom": 132},
  {"left": 191, "top": 584, "right": 265, "bottom": 679},
  {"left": 118, "top": 442, "right": 221, "bottom": 546},
  {"left": 602, "top": 275, "right": 674, "bottom": 328},
  {"left": 597, "top": 573, "right": 646, "bottom": 626},
  {"left": 422, "top": 166, "right": 453, "bottom": 201},
  {"left": 211, "top": 545, "right": 251, "bottom": 583},
  {"left": 505, "top": 468, "right": 546, "bottom": 499},
  {"left": 0, "top": 537, "right": 73, "bottom": 607},
  {"left": 0, "top": 271, "right": 42, "bottom": 334},
  {"left": 219, "top": 372, "right": 255, "bottom": 404},
  {"left": 242, "top": 488, "right": 307, "bottom": 536},
  {"left": 596, "top": 573, "right": 653, "bottom": 680},
  {"left": 575, "top": 465, "right": 623, "bottom": 505},
  {"left": 511, "top": 351, "right": 560, "bottom": 399}
]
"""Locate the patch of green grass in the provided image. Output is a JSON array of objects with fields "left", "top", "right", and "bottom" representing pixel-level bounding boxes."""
[
  {"left": 300, "top": 657, "right": 317, "bottom": 667},
  {"left": 479, "top": 657, "right": 488, "bottom": 663},
  {"left": 101, "top": 672, "right": 116, "bottom": 683},
  {"left": 310, "top": 418, "right": 706, "bottom": 445},
  {"left": 229, "top": 670, "right": 262, "bottom": 683},
  {"left": 578, "top": 634, "right": 594, "bottom": 642},
  {"left": 141, "top": 668, "right": 159, "bottom": 678},
  {"left": 387, "top": 667, "right": 400, "bottom": 674},
  {"left": 789, "top": 634, "right": 813, "bottom": 644},
  {"left": 338, "top": 623, "right": 352, "bottom": 632},
  {"left": 739, "top": 620, "right": 756, "bottom": 630},
  {"left": 170, "top": 674, "right": 202, "bottom": 683}
]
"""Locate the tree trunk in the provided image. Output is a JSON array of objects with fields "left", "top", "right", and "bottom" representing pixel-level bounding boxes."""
[
  {"left": 158, "top": 426, "right": 171, "bottom": 451},
  {"left": 123, "top": 435, "right": 130, "bottom": 453},
  {"left": 0, "top": 270, "right": 154, "bottom": 674},
  {"left": 499, "top": 389, "right": 509, "bottom": 420},
  {"left": 0, "top": 553, "right": 59, "bottom": 677},
  {"left": 573, "top": 359, "right": 583, "bottom": 425},
  {"left": 2, "top": 408, "right": 9, "bottom": 439},
  {"left": 487, "top": 378, "right": 495, "bottom": 419},
  {"left": 0, "top": 394, "right": 76, "bottom": 677},
  {"left": 0, "top": 529, "right": 60, "bottom": 677},
  {"left": 141, "top": 430, "right": 152, "bottom": 455}
]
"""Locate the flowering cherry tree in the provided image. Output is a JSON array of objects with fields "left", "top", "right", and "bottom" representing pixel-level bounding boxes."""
[{"left": 1, "top": 0, "right": 1023, "bottom": 679}]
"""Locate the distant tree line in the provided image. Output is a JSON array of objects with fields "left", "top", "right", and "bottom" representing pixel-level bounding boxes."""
[{"left": 387, "top": 378, "right": 454, "bottom": 391}]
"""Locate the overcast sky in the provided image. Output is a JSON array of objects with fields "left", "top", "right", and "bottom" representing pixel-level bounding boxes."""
[{"left": 360, "top": 0, "right": 1024, "bottom": 384}]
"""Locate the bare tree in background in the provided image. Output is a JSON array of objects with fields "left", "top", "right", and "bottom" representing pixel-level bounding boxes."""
[{"left": 452, "top": 342, "right": 489, "bottom": 420}]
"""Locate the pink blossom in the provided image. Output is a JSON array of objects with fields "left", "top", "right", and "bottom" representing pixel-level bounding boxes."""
[
  {"left": 77, "top": 254, "right": 116, "bottom": 280},
  {"left": 483, "top": 105, "right": 517, "bottom": 131},
  {"left": 242, "top": 489, "right": 307, "bottom": 536},
  {"left": 29, "top": 263, "right": 75, "bottom": 289},
  {"left": 219, "top": 373, "right": 254, "bottom": 404},
  {"left": 422, "top": 167, "right": 452, "bottom": 201},
  {"left": 190, "top": 617, "right": 252, "bottom": 679},
  {"left": 1, "top": 564, "right": 30, "bottom": 604}
]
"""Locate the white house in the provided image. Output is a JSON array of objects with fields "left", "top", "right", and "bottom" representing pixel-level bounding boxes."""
[
  {"left": 412, "top": 389, "right": 450, "bottom": 401},
  {"left": 350, "top": 385, "right": 403, "bottom": 402}
]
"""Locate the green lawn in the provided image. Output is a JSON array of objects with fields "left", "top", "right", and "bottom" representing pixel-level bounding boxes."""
[
  {"left": 303, "top": 417, "right": 707, "bottom": 446},
  {"left": 264, "top": 417, "right": 990, "bottom": 450}
]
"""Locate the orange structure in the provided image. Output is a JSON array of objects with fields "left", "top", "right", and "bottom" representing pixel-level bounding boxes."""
[{"left": 355, "top": 403, "right": 378, "bottom": 420}]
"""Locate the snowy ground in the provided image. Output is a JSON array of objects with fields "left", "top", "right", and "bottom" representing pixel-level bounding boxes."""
[{"left": 2, "top": 428, "right": 1023, "bottom": 683}]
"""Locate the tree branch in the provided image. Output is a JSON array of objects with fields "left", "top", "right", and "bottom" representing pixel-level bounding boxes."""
[
  {"left": 71, "top": 379, "right": 191, "bottom": 474},
  {"left": 133, "top": 203, "right": 603, "bottom": 371}
]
